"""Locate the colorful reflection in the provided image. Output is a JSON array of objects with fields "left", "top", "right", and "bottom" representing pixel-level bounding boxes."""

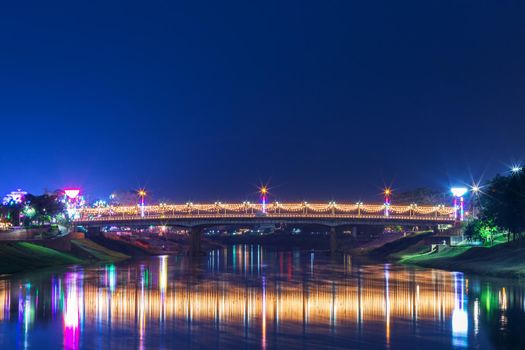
[
  {"left": 63, "top": 272, "right": 83, "bottom": 350},
  {"left": 0, "top": 247, "right": 523, "bottom": 349}
]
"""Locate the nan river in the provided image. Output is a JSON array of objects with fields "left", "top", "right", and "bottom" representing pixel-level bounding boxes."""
[{"left": 0, "top": 245, "right": 524, "bottom": 349}]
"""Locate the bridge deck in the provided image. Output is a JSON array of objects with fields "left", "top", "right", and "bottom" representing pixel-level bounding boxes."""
[{"left": 75, "top": 202, "right": 456, "bottom": 227}]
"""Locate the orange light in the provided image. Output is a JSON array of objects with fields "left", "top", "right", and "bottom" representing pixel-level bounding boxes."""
[
  {"left": 260, "top": 187, "right": 268, "bottom": 195},
  {"left": 384, "top": 188, "right": 391, "bottom": 195}
]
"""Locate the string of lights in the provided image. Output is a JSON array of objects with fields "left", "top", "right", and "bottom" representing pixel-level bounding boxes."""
[{"left": 78, "top": 202, "right": 455, "bottom": 221}]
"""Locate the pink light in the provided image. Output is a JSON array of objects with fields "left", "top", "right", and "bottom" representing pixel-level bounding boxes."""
[
  {"left": 64, "top": 189, "right": 80, "bottom": 200},
  {"left": 460, "top": 197, "right": 464, "bottom": 221}
]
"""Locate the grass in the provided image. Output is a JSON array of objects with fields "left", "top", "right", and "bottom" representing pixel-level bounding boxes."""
[
  {"left": 0, "top": 239, "right": 129, "bottom": 275},
  {"left": 399, "top": 241, "right": 525, "bottom": 278},
  {"left": 400, "top": 246, "right": 470, "bottom": 262},
  {"left": 368, "top": 231, "right": 434, "bottom": 259},
  {"left": 0, "top": 242, "right": 83, "bottom": 274}
]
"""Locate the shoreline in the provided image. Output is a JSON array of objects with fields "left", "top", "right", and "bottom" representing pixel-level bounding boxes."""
[
  {"left": 0, "top": 239, "right": 129, "bottom": 276},
  {"left": 3, "top": 233, "right": 525, "bottom": 279},
  {"left": 376, "top": 236, "right": 525, "bottom": 279}
]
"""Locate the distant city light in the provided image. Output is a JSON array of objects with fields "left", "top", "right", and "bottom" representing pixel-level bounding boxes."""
[
  {"left": 93, "top": 200, "right": 107, "bottom": 208},
  {"left": 2, "top": 189, "right": 27, "bottom": 205},
  {"left": 450, "top": 187, "right": 468, "bottom": 197},
  {"left": 511, "top": 166, "right": 522, "bottom": 173}
]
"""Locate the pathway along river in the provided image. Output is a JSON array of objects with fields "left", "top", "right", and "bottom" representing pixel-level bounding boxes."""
[{"left": 0, "top": 245, "right": 523, "bottom": 349}]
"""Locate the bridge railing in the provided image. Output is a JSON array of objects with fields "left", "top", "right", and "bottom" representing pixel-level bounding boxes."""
[{"left": 75, "top": 202, "right": 455, "bottom": 222}]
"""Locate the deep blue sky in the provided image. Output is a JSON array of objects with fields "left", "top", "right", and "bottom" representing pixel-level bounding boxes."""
[{"left": 1, "top": 1, "right": 524, "bottom": 202}]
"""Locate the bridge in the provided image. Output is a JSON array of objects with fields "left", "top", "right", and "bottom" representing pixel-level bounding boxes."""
[{"left": 75, "top": 202, "right": 456, "bottom": 254}]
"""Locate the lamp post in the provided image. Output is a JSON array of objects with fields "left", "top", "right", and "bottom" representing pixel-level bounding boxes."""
[
  {"left": 260, "top": 186, "right": 268, "bottom": 214},
  {"left": 64, "top": 188, "right": 81, "bottom": 220},
  {"left": 384, "top": 188, "right": 391, "bottom": 217},
  {"left": 470, "top": 185, "right": 481, "bottom": 218},
  {"left": 451, "top": 187, "right": 468, "bottom": 222},
  {"left": 138, "top": 189, "right": 147, "bottom": 218}
]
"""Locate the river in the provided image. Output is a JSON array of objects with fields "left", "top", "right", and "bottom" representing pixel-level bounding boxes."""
[{"left": 0, "top": 245, "right": 523, "bottom": 349}]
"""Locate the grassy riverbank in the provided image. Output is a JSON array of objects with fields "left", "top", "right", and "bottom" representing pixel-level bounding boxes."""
[
  {"left": 380, "top": 237, "right": 525, "bottom": 278},
  {"left": 0, "top": 239, "right": 129, "bottom": 275}
]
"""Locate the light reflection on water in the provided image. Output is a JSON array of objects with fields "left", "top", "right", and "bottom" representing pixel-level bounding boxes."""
[{"left": 0, "top": 245, "right": 523, "bottom": 349}]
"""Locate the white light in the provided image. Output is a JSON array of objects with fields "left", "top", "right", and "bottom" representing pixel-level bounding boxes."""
[
  {"left": 64, "top": 189, "right": 80, "bottom": 200},
  {"left": 452, "top": 308, "right": 468, "bottom": 335},
  {"left": 471, "top": 185, "right": 480, "bottom": 193},
  {"left": 511, "top": 166, "right": 522, "bottom": 173},
  {"left": 451, "top": 187, "right": 468, "bottom": 197}
]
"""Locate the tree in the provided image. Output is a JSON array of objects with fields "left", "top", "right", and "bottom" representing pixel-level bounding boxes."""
[
  {"left": 24, "top": 194, "right": 65, "bottom": 225},
  {"left": 394, "top": 187, "right": 448, "bottom": 205},
  {"left": 479, "top": 223, "right": 498, "bottom": 246},
  {"left": 481, "top": 173, "right": 525, "bottom": 241},
  {"left": 463, "top": 219, "right": 483, "bottom": 241},
  {"left": 0, "top": 202, "right": 22, "bottom": 226},
  {"left": 463, "top": 218, "right": 498, "bottom": 245}
]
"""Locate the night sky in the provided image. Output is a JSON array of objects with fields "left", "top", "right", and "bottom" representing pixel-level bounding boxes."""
[{"left": 1, "top": 1, "right": 525, "bottom": 202}]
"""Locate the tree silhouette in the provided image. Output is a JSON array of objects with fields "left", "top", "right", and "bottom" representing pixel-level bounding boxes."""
[{"left": 481, "top": 173, "right": 525, "bottom": 240}]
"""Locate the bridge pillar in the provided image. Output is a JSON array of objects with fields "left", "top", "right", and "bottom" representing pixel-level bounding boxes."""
[
  {"left": 86, "top": 226, "right": 102, "bottom": 238},
  {"left": 189, "top": 227, "right": 203, "bottom": 256},
  {"left": 352, "top": 226, "right": 357, "bottom": 238},
  {"left": 330, "top": 227, "right": 338, "bottom": 255}
]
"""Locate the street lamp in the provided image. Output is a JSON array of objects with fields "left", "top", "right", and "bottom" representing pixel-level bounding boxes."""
[
  {"left": 470, "top": 184, "right": 482, "bottom": 218},
  {"left": 384, "top": 188, "right": 391, "bottom": 217},
  {"left": 451, "top": 187, "right": 468, "bottom": 221},
  {"left": 138, "top": 189, "right": 147, "bottom": 217},
  {"left": 259, "top": 186, "right": 268, "bottom": 214},
  {"left": 64, "top": 188, "right": 81, "bottom": 220}
]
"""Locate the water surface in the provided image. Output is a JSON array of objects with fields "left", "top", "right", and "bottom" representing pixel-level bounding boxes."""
[{"left": 0, "top": 245, "right": 523, "bottom": 349}]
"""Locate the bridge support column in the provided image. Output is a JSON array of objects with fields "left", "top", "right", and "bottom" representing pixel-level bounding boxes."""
[
  {"left": 352, "top": 226, "right": 357, "bottom": 238},
  {"left": 330, "top": 227, "right": 337, "bottom": 255},
  {"left": 189, "top": 227, "right": 203, "bottom": 256},
  {"left": 86, "top": 226, "right": 102, "bottom": 238}
]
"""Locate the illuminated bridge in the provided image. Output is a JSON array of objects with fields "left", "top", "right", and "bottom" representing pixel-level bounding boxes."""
[
  {"left": 76, "top": 202, "right": 455, "bottom": 226},
  {"left": 75, "top": 202, "right": 455, "bottom": 253}
]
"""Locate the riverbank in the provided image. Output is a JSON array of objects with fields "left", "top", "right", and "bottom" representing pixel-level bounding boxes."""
[
  {"left": 371, "top": 234, "right": 525, "bottom": 278},
  {"left": 0, "top": 238, "right": 129, "bottom": 275}
]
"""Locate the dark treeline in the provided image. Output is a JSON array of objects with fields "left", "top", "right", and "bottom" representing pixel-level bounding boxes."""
[
  {"left": 466, "top": 172, "right": 525, "bottom": 243},
  {"left": 0, "top": 192, "right": 65, "bottom": 226}
]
